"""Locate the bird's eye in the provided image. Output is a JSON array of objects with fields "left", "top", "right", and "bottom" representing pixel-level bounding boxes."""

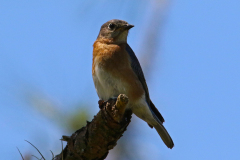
[{"left": 108, "top": 23, "right": 115, "bottom": 30}]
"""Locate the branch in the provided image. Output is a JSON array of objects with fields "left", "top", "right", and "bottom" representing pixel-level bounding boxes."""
[{"left": 54, "top": 94, "right": 132, "bottom": 160}]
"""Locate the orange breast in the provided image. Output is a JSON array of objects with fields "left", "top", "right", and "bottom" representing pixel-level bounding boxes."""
[{"left": 92, "top": 39, "right": 144, "bottom": 102}]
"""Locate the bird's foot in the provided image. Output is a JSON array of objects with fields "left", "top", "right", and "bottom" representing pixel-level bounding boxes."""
[
  {"left": 98, "top": 100, "right": 105, "bottom": 109},
  {"left": 108, "top": 97, "right": 118, "bottom": 101},
  {"left": 98, "top": 97, "right": 118, "bottom": 109}
]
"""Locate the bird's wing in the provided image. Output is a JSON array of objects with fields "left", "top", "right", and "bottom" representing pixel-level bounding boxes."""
[{"left": 126, "top": 44, "right": 165, "bottom": 123}]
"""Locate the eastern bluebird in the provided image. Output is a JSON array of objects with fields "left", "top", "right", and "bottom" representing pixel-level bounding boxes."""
[{"left": 92, "top": 19, "right": 174, "bottom": 149}]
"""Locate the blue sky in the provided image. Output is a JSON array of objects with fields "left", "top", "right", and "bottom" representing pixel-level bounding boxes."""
[{"left": 1, "top": 0, "right": 240, "bottom": 159}]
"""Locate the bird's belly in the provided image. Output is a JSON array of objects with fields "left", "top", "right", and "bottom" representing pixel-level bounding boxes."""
[{"left": 93, "top": 65, "right": 127, "bottom": 101}]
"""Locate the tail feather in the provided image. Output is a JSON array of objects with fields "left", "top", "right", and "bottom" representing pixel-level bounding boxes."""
[
  {"left": 150, "top": 100, "right": 165, "bottom": 123},
  {"left": 153, "top": 123, "right": 174, "bottom": 149}
]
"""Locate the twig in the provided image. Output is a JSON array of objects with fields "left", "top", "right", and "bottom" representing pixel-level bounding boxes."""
[{"left": 54, "top": 94, "right": 132, "bottom": 160}]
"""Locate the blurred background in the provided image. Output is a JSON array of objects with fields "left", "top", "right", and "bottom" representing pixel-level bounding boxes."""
[{"left": 1, "top": 0, "right": 240, "bottom": 159}]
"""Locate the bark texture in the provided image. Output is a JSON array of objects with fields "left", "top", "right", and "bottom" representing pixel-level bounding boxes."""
[{"left": 54, "top": 94, "right": 132, "bottom": 160}]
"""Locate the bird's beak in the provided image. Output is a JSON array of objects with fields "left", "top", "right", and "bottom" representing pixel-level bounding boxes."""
[{"left": 123, "top": 24, "right": 134, "bottom": 30}]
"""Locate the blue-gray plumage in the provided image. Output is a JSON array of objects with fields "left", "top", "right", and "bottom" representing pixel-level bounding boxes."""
[
  {"left": 92, "top": 19, "right": 174, "bottom": 149},
  {"left": 126, "top": 44, "right": 165, "bottom": 123}
]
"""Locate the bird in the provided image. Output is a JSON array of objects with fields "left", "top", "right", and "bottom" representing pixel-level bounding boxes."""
[{"left": 92, "top": 19, "right": 174, "bottom": 149}]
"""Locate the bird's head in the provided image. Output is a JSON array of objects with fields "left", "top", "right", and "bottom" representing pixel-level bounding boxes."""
[{"left": 97, "top": 19, "right": 134, "bottom": 44}]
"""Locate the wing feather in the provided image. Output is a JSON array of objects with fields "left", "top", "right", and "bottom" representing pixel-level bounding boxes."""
[{"left": 126, "top": 44, "right": 164, "bottom": 123}]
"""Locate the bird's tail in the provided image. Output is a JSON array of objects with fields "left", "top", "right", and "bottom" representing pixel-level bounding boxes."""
[{"left": 153, "top": 122, "right": 174, "bottom": 149}]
